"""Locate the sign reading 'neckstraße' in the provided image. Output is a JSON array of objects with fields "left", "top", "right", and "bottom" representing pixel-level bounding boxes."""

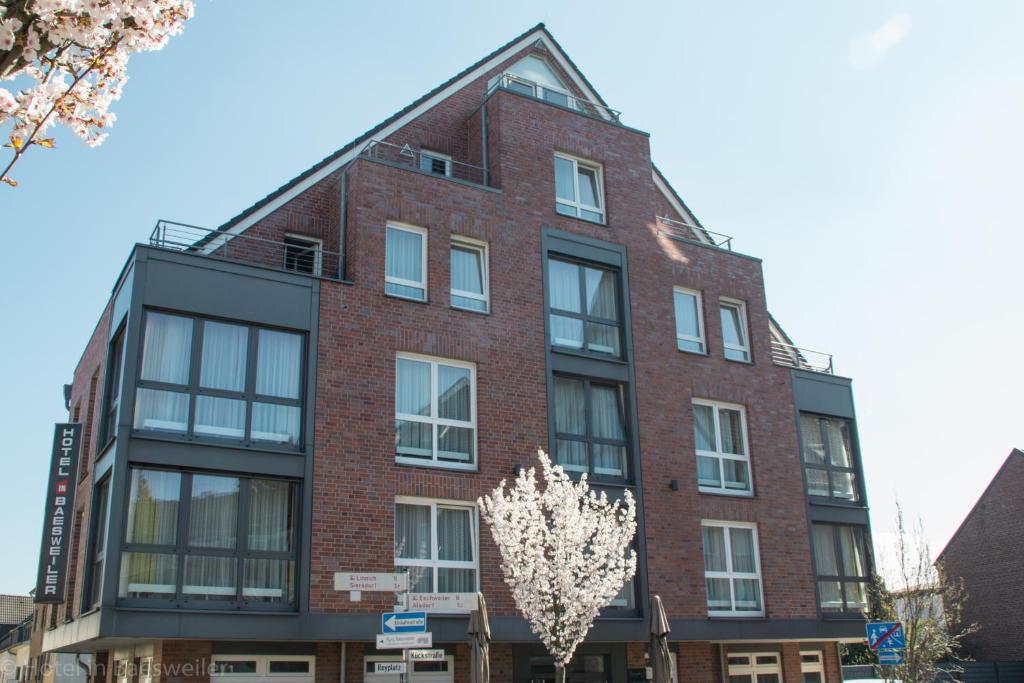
[{"left": 35, "top": 423, "right": 82, "bottom": 604}]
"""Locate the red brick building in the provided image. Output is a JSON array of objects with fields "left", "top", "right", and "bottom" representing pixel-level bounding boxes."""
[
  {"left": 938, "top": 449, "right": 1024, "bottom": 661},
  {"left": 30, "top": 24, "right": 874, "bottom": 683}
]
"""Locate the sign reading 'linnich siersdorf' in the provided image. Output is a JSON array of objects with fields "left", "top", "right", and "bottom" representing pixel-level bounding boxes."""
[{"left": 35, "top": 423, "right": 82, "bottom": 603}]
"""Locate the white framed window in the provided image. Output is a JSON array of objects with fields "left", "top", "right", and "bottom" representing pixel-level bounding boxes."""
[
  {"left": 673, "top": 287, "right": 706, "bottom": 354},
  {"left": 394, "top": 353, "right": 476, "bottom": 469},
  {"left": 801, "top": 651, "right": 825, "bottom": 683},
  {"left": 554, "top": 153, "right": 604, "bottom": 223},
  {"left": 726, "top": 653, "right": 781, "bottom": 683},
  {"left": 364, "top": 655, "right": 454, "bottom": 683},
  {"left": 211, "top": 655, "right": 315, "bottom": 683},
  {"left": 701, "top": 521, "right": 764, "bottom": 617},
  {"left": 394, "top": 498, "right": 478, "bottom": 609},
  {"left": 720, "top": 298, "right": 751, "bottom": 362},
  {"left": 283, "top": 234, "right": 323, "bottom": 276},
  {"left": 419, "top": 150, "right": 452, "bottom": 177},
  {"left": 450, "top": 236, "right": 489, "bottom": 313},
  {"left": 385, "top": 223, "right": 428, "bottom": 301},
  {"left": 693, "top": 399, "right": 751, "bottom": 495}
]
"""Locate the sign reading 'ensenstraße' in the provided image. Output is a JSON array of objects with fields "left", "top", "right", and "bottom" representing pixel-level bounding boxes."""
[{"left": 35, "top": 423, "right": 82, "bottom": 603}]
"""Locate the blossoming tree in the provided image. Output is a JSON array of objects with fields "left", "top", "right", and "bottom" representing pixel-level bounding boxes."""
[
  {"left": 0, "top": 0, "right": 194, "bottom": 187},
  {"left": 479, "top": 449, "right": 637, "bottom": 683}
]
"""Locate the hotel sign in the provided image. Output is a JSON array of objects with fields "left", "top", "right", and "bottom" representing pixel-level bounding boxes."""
[{"left": 35, "top": 423, "right": 81, "bottom": 603}]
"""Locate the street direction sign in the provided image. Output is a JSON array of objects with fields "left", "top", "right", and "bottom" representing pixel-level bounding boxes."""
[
  {"left": 373, "top": 662, "right": 407, "bottom": 675},
  {"left": 334, "top": 572, "right": 408, "bottom": 592},
  {"left": 382, "top": 611, "right": 427, "bottom": 634},
  {"left": 877, "top": 649, "right": 904, "bottom": 666},
  {"left": 866, "top": 622, "right": 906, "bottom": 651},
  {"left": 376, "top": 632, "right": 433, "bottom": 650},
  {"left": 408, "top": 650, "right": 446, "bottom": 662},
  {"left": 408, "top": 592, "right": 478, "bottom": 612}
]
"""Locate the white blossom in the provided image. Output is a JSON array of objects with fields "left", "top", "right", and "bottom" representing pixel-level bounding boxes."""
[
  {"left": 0, "top": 0, "right": 193, "bottom": 186},
  {"left": 478, "top": 449, "right": 637, "bottom": 672}
]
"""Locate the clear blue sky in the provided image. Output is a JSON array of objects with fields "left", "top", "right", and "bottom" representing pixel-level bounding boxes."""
[{"left": 1, "top": 1, "right": 1021, "bottom": 593}]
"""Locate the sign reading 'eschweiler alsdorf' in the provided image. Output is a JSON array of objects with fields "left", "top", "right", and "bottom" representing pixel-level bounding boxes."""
[{"left": 34, "top": 423, "right": 82, "bottom": 603}]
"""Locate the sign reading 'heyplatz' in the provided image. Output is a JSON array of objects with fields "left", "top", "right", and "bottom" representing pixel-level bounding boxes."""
[{"left": 35, "top": 423, "right": 82, "bottom": 604}]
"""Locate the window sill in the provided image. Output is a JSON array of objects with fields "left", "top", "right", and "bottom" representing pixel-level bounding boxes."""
[
  {"left": 395, "top": 457, "right": 479, "bottom": 473},
  {"left": 676, "top": 346, "right": 709, "bottom": 357},
  {"left": 807, "top": 497, "right": 866, "bottom": 509},
  {"left": 450, "top": 304, "right": 490, "bottom": 316},
  {"left": 707, "top": 613, "right": 766, "bottom": 620},
  {"left": 130, "top": 431, "right": 304, "bottom": 456},
  {"left": 723, "top": 356, "right": 753, "bottom": 366},
  {"left": 698, "top": 487, "right": 755, "bottom": 499},
  {"left": 554, "top": 208, "right": 606, "bottom": 227},
  {"left": 385, "top": 292, "right": 429, "bottom": 305}
]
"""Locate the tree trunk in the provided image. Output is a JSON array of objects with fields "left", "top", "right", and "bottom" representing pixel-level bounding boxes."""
[{"left": 555, "top": 664, "right": 567, "bottom": 683}]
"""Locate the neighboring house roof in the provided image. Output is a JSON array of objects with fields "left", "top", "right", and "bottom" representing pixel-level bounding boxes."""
[
  {"left": 937, "top": 448, "right": 1024, "bottom": 562},
  {"left": 0, "top": 596, "right": 32, "bottom": 626}
]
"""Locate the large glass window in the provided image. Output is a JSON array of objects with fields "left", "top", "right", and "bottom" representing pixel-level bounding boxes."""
[
  {"left": 450, "top": 237, "right": 489, "bottom": 313},
  {"left": 87, "top": 477, "right": 112, "bottom": 609},
  {"left": 702, "top": 522, "right": 763, "bottom": 617},
  {"left": 133, "top": 311, "right": 304, "bottom": 448},
  {"left": 385, "top": 224, "right": 427, "bottom": 301},
  {"left": 812, "top": 523, "right": 869, "bottom": 614},
  {"left": 720, "top": 299, "right": 751, "bottom": 362},
  {"left": 118, "top": 468, "right": 297, "bottom": 609},
  {"left": 553, "top": 376, "right": 627, "bottom": 479},
  {"left": 673, "top": 287, "right": 706, "bottom": 354},
  {"left": 395, "top": 354, "right": 476, "bottom": 469},
  {"left": 727, "top": 653, "right": 781, "bottom": 683},
  {"left": 800, "top": 414, "right": 859, "bottom": 502},
  {"left": 394, "top": 500, "right": 477, "bottom": 608},
  {"left": 547, "top": 257, "right": 621, "bottom": 357},
  {"left": 693, "top": 400, "right": 751, "bottom": 495},
  {"left": 554, "top": 153, "right": 604, "bottom": 223},
  {"left": 102, "top": 327, "right": 126, "bottom": 444}
]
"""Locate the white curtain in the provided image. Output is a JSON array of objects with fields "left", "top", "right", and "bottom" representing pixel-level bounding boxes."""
[
  {"left": 554, "top": 157, "right": 576, "bottom": 202},
  {"left": 812, "top": 524, "right": 838, "bottom": 575},
  {"left": 719, "top": 409, "right": 744, "bottom": 455},
  {"left": 140, "top": 313, "right": 192, "bottom": 384},
  {"left": 256, "top": 330, "right": 302, "bottom": 399},
  {"left": 693, "top": 405, "right": 716, "bottom": 451},
  {"left": 730, "top": 528, "right": 755, "bottom": 573},
  {"left": 243, "top": 558, "right": 293, "bottom": 603},
  {"left": 133, "top": 388, "right": 189, "bottom": 433},
  {"left": 395, "top": 504, "right": 431, "bottom": 560},
  {"left": 397, "top": 359, "right": 431, "bottom": 416},
  {"left": 437, "top": 366, "right": 469, "bottom": 421},
  {"left": 194, "top": 396, "right": 245, "bottom": 438},
  {"left": 577, "top": 168, "right": 600, "bottom": 208},
  {"left": 118, "top": 552, "right": 176, "bottom": 598},
  {"left": 548, "top": 259, "right": 580, "bottom": 312},
  {"left": 200, "top": 322, "right": 247, "bottom": 391},
  {"left": 188, "top": 475, "right": 239, "bottom": 548},
  {"left": 799, "top": 415, "right": 826, "bottom": 464},
  {"left": 702, "top": 526, "right": 727, "bottom": 572},
  {"left": 450, "top": 246, "right": 482, "bottom": 295},
  {"left": 554, "top": 377, "right": 587, "bottom": 471},
  {"left": 183, "top": 555, "right": 236, "bottom": 597},
  {"left": 386, "top": 228, "right": 423, "bottom": 283},
  {"left": 590, "top": 385, "right": 624, "bottom": 475},
  {"left": 674, "top": 291, "right": 699, "bottom": 338},
  {"left": 825, "top": 419, "right": 853, "bottom": 468},
  {"left": 248, "top": 479, "right": 293, "bottom": 552},
  {"left": 250, "top": 403, "right": 300, "bottom": 445},
  {"left": 126, "top": 469, "right": 180, "bottom": 545},
  {"left": 437, "top": 508, "right": 474, "bottom": 593},
  {"left": 838, "top": 527, "right": 865, "bottom": 576}
]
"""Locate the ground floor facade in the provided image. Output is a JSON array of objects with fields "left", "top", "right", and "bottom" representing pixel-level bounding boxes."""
[{"left": 47, "top": 639, "right": 845, "bottom": 683}]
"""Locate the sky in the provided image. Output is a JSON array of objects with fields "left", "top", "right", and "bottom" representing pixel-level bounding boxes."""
[{"left": 1, "top": 1, "right": 1021, "bottom": 594}]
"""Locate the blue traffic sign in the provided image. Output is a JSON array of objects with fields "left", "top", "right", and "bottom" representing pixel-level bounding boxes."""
[
  {"left": 381, "top": 611, "right": 427, "bottom": 634},
  {"left": 877, "top": 649, "right": 904, "bottom": 666},
  {"left": 866, "top": 622, "right": 906, "bottom": 651}
]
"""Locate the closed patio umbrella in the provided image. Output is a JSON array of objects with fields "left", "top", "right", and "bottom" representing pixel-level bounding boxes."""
[
  {"left": 650, "top": 594, "right": 672, "bottom": 683},
  {"left": 468, "top": 592, "right": 491, "bottom": 683}
]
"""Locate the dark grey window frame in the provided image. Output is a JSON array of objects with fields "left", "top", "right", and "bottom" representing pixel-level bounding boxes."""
[
  {"left": 552, "top": 374, "right": 630, "bottom": 483},
  {"left": 132, "top": 309, "right": 306, "bottom": 453},
  {"left": 546, "top": 255, "right": 625, "bottom": 360},
  {"left": 100, "top": 324, "right": 127, "bottom": 447},
  {"left": 118, "top": 466, "right": 300, "bottom": 612},
  {"left": 82, "top": 475, "right": 112, "bottom": 613},
  {"left": 799, "top": 412, "right": 861, "bottom": 504},
  {"left": 812, "top": 523, "right": 871, "bottom": 616}
]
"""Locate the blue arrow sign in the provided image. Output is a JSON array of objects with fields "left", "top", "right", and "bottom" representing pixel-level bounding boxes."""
[
  {"left": 866, "top": 621, "right": 906, "bottom": 650},
  {"left": 877, "top": 649, "right": 904, "bottom": 666},
  {"left": 381, "top": 611, "right": 427, "bottom": 634}
]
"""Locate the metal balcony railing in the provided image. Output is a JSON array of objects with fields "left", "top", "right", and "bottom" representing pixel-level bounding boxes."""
[
  {"left": 489, "top": 73, "right": 622, "bottom": 122},
  {"left": 771, "top": 340, "right": 834, "bottom": 374},
  {"left": 358, "top": 139, "right": 488, "bottom": 186},
  {"left": 656, "top": 216, "right": 734, "bottom": 251},
  {"left": 149, "top": 220, "right": 344, "bottom": 280}
]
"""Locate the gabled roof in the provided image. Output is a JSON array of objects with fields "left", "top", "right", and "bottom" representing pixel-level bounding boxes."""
[
  {"left": 0, "top": 595, "right": 32, "bottom": 626},
  {"left": 937, "top": 448, "right": 1024, "bottom": 562}
]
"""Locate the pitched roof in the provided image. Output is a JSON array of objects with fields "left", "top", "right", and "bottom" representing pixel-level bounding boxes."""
[
  {"left": 0, "top": 595, "right": 32, "bottom": 626},
  {"left": 937, "top": 448, "right": 1024, "bottom": 562}
]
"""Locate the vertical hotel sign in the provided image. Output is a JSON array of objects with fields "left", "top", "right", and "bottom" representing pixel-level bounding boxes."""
[{"left": 35, "top": 423, "right": 81, "bottom": 603}]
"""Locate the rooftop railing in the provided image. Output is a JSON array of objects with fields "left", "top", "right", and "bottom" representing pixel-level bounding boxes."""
[
  {"left": 489, "top": 73, "right": 622, "bottom": 122},
  {"left": 656, "top": 216, "right": 734, "bottom": 251},
  {"left": 358, "top": 139, "right": 488, "bottom": 186},
  {"left": 149, "top": 220, "right": 344, "bottom": 280},
  {"left": 771, "top": 340, "right": 834, "bottom": 374}
]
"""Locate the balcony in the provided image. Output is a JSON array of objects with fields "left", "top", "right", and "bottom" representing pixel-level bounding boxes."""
[
  {"left": 656, "top": 216, "right": 734, "bottom": 251},
  {"left": 149, "top": 220, "right": 345, "bottom": 280},
  {"left": 488, "top": 72, "right": 622, "bottom": 123},
  {"left": 358, "top": 139, "right": 489, "bottom": 187},
  {"left": 771, "top": 340, "right": 834, "bottom": 374}
]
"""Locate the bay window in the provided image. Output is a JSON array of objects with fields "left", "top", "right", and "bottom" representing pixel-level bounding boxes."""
[
  {"left": 553, "top": 376, "right": 628, "bottom": 480},
  {"left": 812, "top": 523, "right": 869, "bottom": 614},
  {"left": 394, "top": 499, "right": 478, "bottom": 607},
  {"left": 395, "top": 354, "right": 476, "bottom": 469},
  {"left": 554, "top": 153, "right": 604, "bottom": 223},
  {"left": 118, "top": 468, "right": 298, "bottom": 609},
  {"left": 800, "top": 414, "right": 859, "bottom": 502},
  {"left": 133, "top": 311, "right": 304, "bottom": 448},
  {"left": 547, "top": 256, "right": 621, "bottom": 357},
  {"left": 385, "top": 223, "right": 427, "bottom": 301},
  {"left": 702, "top": 521, "right": 763, "bottom": 617},
  {"left": 693, "top": 400, "right": 751, "bottom": 495}
]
